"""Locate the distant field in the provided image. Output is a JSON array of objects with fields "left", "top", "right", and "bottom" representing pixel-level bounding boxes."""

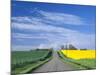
[
  {"left": 11, "top": 50, "right": 52, "bottom": 74},
  {"left": 58, "top": 50, "right": 96, "bottom": 69},
  {"left": 61, "top": 50, "right": 96, "bottom": 59}
]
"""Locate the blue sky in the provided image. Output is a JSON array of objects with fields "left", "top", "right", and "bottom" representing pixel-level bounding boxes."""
[{"left": 11, "top": 1, "right": 96, "bottom": 50}]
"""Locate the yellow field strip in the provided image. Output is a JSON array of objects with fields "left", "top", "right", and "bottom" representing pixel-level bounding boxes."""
[{"left": 61, "top": 50, "right": 96, "bottom": 60}]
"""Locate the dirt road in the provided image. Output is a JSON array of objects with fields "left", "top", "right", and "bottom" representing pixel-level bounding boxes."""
[{"left": 33, "top": 51, "right": 75, "bottom": 73}]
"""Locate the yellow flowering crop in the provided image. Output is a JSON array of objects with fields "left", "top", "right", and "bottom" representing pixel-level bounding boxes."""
[{"left": 61, "top": 50, "right": 96, "bottom": 60}]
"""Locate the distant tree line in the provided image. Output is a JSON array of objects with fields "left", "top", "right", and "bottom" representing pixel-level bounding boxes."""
[
  {"left": 61, "top": 44, "right": 87, "bottom": 50},
  {"left": 30, "top": 48, "right": 53, "bottom": 51}
]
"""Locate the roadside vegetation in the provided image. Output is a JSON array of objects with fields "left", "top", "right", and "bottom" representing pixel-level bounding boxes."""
[
  {"left": 58, "top": 44, "right": 96, "bottom": 70},
  {"left": 11, "top": 49, "right": 53, "bottom": 74}
]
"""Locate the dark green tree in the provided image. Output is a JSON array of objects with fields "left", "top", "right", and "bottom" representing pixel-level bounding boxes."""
[{"left": 69, "top": 44, "right": 77, "bottom": 50}]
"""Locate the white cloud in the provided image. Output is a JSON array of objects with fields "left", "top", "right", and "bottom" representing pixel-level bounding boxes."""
[
  {"left": 12, "top": 17, "right": 31, "bottom": 22},
  {"left": 11, "top": 11, "right": 95, "bottom": 50},
  {"left": 39, "top": 10, "right": 85, "bottom": 25},
  {"left": 41, "top": 33, "right": 95, "bottom": 50},
  {"left": 12, "top": 18, "right": 77, "bottom": 33},
  {"left": 12, "top": 33, "right": 47, "bottom": 39},
  {"left": 12, "top": 9, "right": 87, "bottom": 26},
  {"left": 11, "top": 45, "right": 37, "bottom": 51},
  {"left": 12, "top": 32, "right": 95, "bottom": 50},
  {"left": 66, "top": 33, "right": 95, "bottom": 49},
  {"left": 12, "top": 16, "right": 42, "bottom": 24}
]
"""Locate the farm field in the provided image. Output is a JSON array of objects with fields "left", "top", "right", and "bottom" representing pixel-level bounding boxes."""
[
  {"left": 58, "top": 50, "right": 96, "bottom": 69},
  {"left": 11, "top": 49, "right": 52, "bottom": 74},
  {"left": 11, "top": 0, "right": 96, "bottom": 74},
  {"left": 11, "top": 49, "right": 96, "bottom": 74},
  {"left": 61, "top": 50, "right": 96, "bottom": 59}
]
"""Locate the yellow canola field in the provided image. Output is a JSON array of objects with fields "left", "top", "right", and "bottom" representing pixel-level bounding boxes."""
[{"left": 61, "top": 50, "right": 96, "bottom": 60}]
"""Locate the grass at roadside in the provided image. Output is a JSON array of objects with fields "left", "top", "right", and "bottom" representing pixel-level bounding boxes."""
[
  {"left": 12, "top": 57, "right": 52, "bottom": 74},
  {"left": 57, "top": 51, "right": 96, "bottom": 70},
  {"left": 11, "top": 49, "right": 53, "bottom": 74},
  {"left": 72, "top": 59, "right": 96, "bottom": 69}
]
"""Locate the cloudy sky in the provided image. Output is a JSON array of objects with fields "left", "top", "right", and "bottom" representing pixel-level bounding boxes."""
[{"left": 11, "top": 1, "right": 96, "bottom": 50}]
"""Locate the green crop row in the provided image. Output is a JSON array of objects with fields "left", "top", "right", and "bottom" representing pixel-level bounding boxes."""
[{"left": 11, "top": 49, "right": 53, "bottom": 74}]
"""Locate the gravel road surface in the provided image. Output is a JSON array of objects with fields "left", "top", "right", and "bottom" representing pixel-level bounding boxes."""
[{"left": 33, "top": 51, "right": 75, "bottom": 73}]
